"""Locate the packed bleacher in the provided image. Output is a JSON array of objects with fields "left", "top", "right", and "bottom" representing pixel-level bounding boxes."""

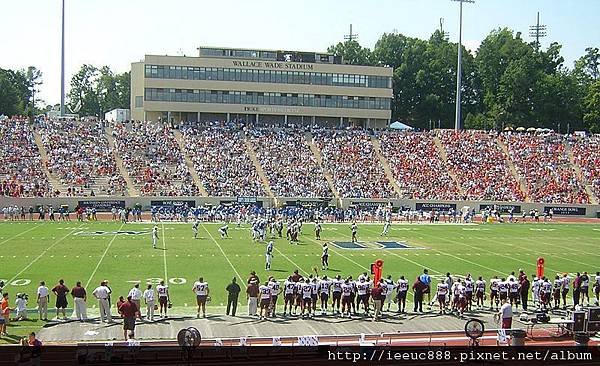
[
  {"left": 112, "top": 121, "right": 198, "bottom": 196},
  {"left": 378, "top": 131, "right": 459, "bottom": 200},
  {"left": 1, "top": 117, "right": 599, "bottom": 205},
  {"left": 181, "top": 126, "right": 265, "bottom": 197},
  {"left": 570, "top": 135, "right": 600, "bottom": 200},
  {"left": 0, "top": 118, "right": 53, "bottom": 197},
  {"left": 38, "top": 120, "right": 126, "bottom": 196},
  {"left": 501, "top": 133, "right": 590, "bottom": 204},
  {"left": 438, "top": 130, "right": 525, "bottom": 202},
  {"left": 249, "top": 129, "right": 331, "bottom": 198},
  {"left": 313, "top": 129, "right": 396, "bottom": 198}
]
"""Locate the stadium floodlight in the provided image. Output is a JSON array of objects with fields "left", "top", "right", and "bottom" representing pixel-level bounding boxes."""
[
  {"left": 451, "top": 0, "right": 474, "bottom": 131},
  {"left": 60, "top": 0, "right": 66, "bottom": 117}
]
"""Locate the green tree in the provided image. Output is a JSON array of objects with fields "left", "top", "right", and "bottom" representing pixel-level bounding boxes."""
[
  {"left": 583, "top": 80, "right": 600, "bottom": 133},
  {"left": 327, "top": 40, "right": 372, "bottom": 66},
  {"left": 0, "top": 70, "right": 21, "bottom": 116}
]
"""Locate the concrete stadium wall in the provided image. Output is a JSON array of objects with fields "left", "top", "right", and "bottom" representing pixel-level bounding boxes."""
[{"left": 0, "top": 196, "right": 598, "bottom": 218}]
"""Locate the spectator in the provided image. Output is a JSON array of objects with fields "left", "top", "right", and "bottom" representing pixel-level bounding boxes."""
[
  {"left": 247, "top": 280, "right": 259, "bottom": 316},
  {"left": 499, "top": 298, "right": 513, "bottom": 330}
]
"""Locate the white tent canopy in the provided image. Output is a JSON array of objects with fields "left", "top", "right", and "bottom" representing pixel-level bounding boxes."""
[{"left": 389, "top": 121, "right": 414, "bottom": 131}]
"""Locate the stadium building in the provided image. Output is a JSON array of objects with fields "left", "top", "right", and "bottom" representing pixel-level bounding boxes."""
[{"left": 130, "top": 47, "right": 393, "bottom": 127}]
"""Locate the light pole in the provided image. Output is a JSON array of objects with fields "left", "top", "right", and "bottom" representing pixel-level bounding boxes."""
[
  {"left": 60, "top": 0, "right": 66, "bottom": 117},
  {"left": 452, "top": 0, "right": 474, "bottom": 131}
]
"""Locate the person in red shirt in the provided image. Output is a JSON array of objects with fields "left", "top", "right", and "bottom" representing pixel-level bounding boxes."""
[
  {"left": 1, "top": 292, "right": 12, "bottom": 336},
  {"left": 118, "top": 297, "right": 138, "bottom": 340},
  {"left": 371, "top": 280, "right": 385, "bottom": 321}
]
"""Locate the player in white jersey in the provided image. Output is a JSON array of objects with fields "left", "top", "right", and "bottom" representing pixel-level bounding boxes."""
[
  {"left": 531, "top": 276, "right": 541, "bottom": 307},
  {"left": 356, "top": 278, "right": 371, "bottom": 315},
  {"left": 456, "top": 281, "right": 467, "bottom": 315},
  {"left": 219, "top": 224, "right": 229, "bottom": 238},
  {"left": 310, "top": 277, "right": 319, "bottom": 312},
  {"left": 553, "top": 275, "right": 563, "bottom": 309},
  {"left": 341, "top": 279, "right": 354, "bottom": 318},
  {"left": 331, "top": 275, "right": 343, "bottom": 315},
  {"left": 318, "top": 276, "right": 331, "bottom": 315},
  {"left": 301, "top": 279, "right": 313, "bottom": 318},
  {"left": 436, "top": 280, "right": 449, "bottom": 314},
  {"left": 265, "top": 241, "right": 273, "bottom": 271},
  {"left": 321, "top": 243, "right": 329, "bottom": 270},
  {"left": 475, "top": 276, "right": 486, "bottom": 309},
  {"left": 396, "top": 276, "right": 408, "bottom": 313},
  {"left": 498, "top": 278, "right": 509, "bottom": 304},
  {"left": 152, "top": 226, "right": 159, "bottom": 249},
  {"left": 192, "top": 220, "right": 199, "bottom": 239},
  {"left": 464, "top": 275, "right": 474, "bottom": 311},
  {"left": 350, "top": 222, "right": 358, "bottom": 243},
  {"left": 561, "top": 273, "right": 571, "bottom": 309},
  {"left": 156, "top": 280, "right": 169, "bottom": 318},
  {"left": 192, "top": 277, "right": 209, "bottom": 318},
  {"left": 508, "top": 278, "right": 520, "bottom": 309},
  {"left": 540, "top": 277, "right": 553, "bottom": 309},
  {"left": 282, "top": 276, "right": 296, "bottom": 316},
  {"left": 268, "top": 277, "right": 281, "bottom": 317},
  {"left": 451, "top": 281, "right": 461, "bottom": 311},
  {"left": 384, "top": 275, "right": 395, "bottom": 311},
  {"left": 489, "top": 276, "right": 500, "bottom": 310},
  {"left": 258, "top": 281, "right": 272, "bottom": 320},
  {"left": 594, "top": 272, "right": 600, "bottom": 306},
  {"left": 380, "top": 219, "right": 391, "bottom": 236},
  {"left": 314, "top": 221, "right": 322, "bottom": 240}
]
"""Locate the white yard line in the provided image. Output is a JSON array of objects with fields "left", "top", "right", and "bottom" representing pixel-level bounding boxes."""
[
  {"left": 161, "top": 223, "right": 168, "bottom": 282},
  {"left": 0, "top": 223, "right": 43, "bottom": 247},
  {"left": 84, "top": 223, "right": 125, "bottom": 288},
  {"left": 272, "top": 246, "right": 310, "bottom": 276},
  {"left": 200, "top": 223, "right": 247, "bottom": 289},
  {"left": 6, "top": 223, "right": 84, "bottom": 286}
]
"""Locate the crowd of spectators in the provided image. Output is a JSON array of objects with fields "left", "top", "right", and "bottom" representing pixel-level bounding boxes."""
[
  {"left": 248, "top": 129, "right": 331, "bottom": 198},
  {"left": 501, "top": 133, "right": 589, "bottom": 204},
  {"left": 181, "top": 126, "right": 264, "bottom": 197},
  {"left": 570, "top": 135, "right": 600, "bottom": 200},
  {"left": 0, "top": 118, "right": 53, "bottom": 197},
  {"left": 38, "top": 120, "right": 126, "bottom": 196},
  {"left": 438, "top": 130, "right": 525, "bottom": 202},
  {"left": 313, "top": 129, "right": 396, "bottom": 198},
  {"left": 378, "top": 131, "right": 459, "bottom": 200},
  {"left": 112, "top": 121, "right": 198, "bottom": 196}
]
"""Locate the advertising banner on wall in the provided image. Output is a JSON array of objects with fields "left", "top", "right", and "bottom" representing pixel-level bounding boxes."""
[
  {"left": 77, "top": 200, "right": 125, "bottom": 212},
  {"left": 479, "top": 204, "right": 522, "bottom": 214},
  {"left": 150, "top": 200, "right": 196, "bottom": 209},
  {"left": 415, "top": 202, "right": 457, "bottom": 211},
  {"left": 543, "top": 206, "right": 587, "bottom": 216}
]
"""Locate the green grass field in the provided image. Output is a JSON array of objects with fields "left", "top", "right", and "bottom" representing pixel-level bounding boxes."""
[{"left": 0, "top": 219, "right": 599, "bottom": 343}]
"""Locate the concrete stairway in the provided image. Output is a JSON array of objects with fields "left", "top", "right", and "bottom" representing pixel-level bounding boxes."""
[
  {"left": 32, "top": 131, "right": 68, "bottom": 195},
  {"left": 105, "top": 127, "right": 140, "bottom": 197},
  {"left": 496, "top": 138, "right": 531, "bottom": 202},
  {"left": 370, "top": 135, "right": 404, "bottom": 198},
  {"left": 432, "top": 135, "right": 466, "bottom": 197},
  {"left": 564, "top": 142, "right": 599, "bottom": 204},
  {"left": 172, "top": 130, "right": 208, "bottom": 197},
  {"left": 244, "top": 137, "right": 276, "bottom": 201},
  {"left": 305, "top": 132, "right": 341, "bottom": 202}
]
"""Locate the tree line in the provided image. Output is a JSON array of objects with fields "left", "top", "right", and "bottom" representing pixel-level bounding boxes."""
[
  {"left": 1, "top": 27, "right": 598, "bottom": 132},
  {"left": 329, "top": 28, "right": 599, "bottom": 133}
]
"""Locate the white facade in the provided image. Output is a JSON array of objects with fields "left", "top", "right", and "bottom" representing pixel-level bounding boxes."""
[{"left": 104, "top": 108, "right": 131, "bottom": 122}]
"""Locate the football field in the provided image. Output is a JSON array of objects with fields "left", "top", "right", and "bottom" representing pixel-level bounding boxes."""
[{"left": 0, "top": 219, "right": 598, "bottom": 343}]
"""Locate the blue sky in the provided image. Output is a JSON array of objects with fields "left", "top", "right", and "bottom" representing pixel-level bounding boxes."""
[{"left": 2, "top": 0, "right": 598, "bottom": 105}]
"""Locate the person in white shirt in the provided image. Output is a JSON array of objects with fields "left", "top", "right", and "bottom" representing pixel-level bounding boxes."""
[
  {"left": 36, "top": 281, "right": 50, "bottom": 321},
  {"left": 331, "top": 275, "right": 342, "bottom": 315},
  {"left": 192, "top": 278, "right": 209, "bottom": 318},
  {"left": 92, "top": 281, "right": 112, "bottom": 323},
  {"left": 128, "top": 284, "right": 143, "bottom": 319},
  {"left": 15, "top": 293, "right": 28, "bottom": 320},
  {"left": 396, "top": 276, "right": 408, "bottom": 313},
  {"left": 561, "top": 273, "right": 571, "bottom": 309},
  {"left": 258, "top": 281, "right": 272, "bottom": 320},
  {"left": 594, "top": 272, "right": 600, "bottom": 306},
  {"left": 268, "top": 277, "right": 281, "bottom": 317},
  {"left": 282, "top": 277, "right": 296, "bottom": 317},
  {"left": 499, "top": 298, "right": 513, "bottom": 329},
  {"left": 301, "top": 279, "right": 313, "bottom": 318},
  {"left": 143, "top": 284, "right": 156, "bottom": 321},
  {"left": 436, "top": 280, "right": 449, "bottom": 314}
]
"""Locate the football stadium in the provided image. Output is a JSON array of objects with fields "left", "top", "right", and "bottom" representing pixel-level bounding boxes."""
[{"left": 1, "top": 0, "right": 600, "bottom": 364}]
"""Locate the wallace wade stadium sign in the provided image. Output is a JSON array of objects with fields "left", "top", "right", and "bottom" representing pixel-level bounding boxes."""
[{"left": 232, "top": 60, "right": 314, "bottom": 70}]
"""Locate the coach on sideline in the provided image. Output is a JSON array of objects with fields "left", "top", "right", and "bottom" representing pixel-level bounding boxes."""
[
  {"left": 70, "top": 281, "right": 87, "bottom": 321},
  {"left": 226, "top": 278, "right": 241, "bottom": 316},
  {"left": 92, "top": 281, "right": 112, "bottom": 323}
]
